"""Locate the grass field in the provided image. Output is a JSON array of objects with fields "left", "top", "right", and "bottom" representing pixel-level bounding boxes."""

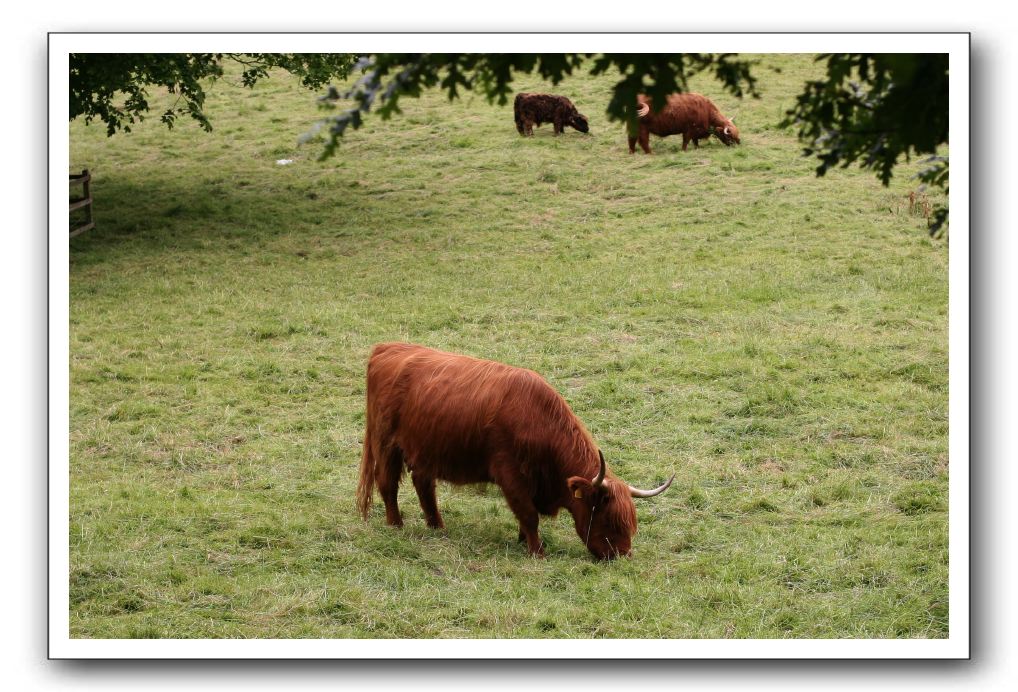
[{"left": 68, "top": 54, "right": 949, "bottom": 639}]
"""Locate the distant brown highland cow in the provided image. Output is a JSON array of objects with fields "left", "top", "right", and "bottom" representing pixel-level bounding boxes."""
[
  {"left": 514, "top": 93, "right": 590, "bottom": 136},
  {"left": 630, "top": 93, "right": 739, "bottom": 153}
]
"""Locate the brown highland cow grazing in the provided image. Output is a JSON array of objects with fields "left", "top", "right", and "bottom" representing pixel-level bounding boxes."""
[
  {"left": 514, "top": 93, "right": 590, "bottom": 136},
  {"left": 357, "top": 343, "right": 673, "bottom": 560},
  {"left": 630, "top": 92, "right": 740, "bottom": 154}
]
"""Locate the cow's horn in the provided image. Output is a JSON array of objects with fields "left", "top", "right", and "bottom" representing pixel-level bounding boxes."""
[
  {"left": 636, "top": 103, "right": 650, "bottom": 118},
  {"left": 724, "top": 126, "right": 730, "bottom": 135},
  {"left": 592, "top": 450, "right": 607, "bottom": 488},
  {"left": 629, "top": 473, "right": 675, "bottom": 498}
]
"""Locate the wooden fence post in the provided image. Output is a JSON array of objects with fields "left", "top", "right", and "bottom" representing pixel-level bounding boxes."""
[{"left": 69, "top": 169, "right": 94, "bottom": 238}]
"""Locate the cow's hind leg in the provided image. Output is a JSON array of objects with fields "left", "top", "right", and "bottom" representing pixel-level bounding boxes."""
[
  {"left": 411, "top": 472, "right": 444, "bottom": 529},
  {"left": 376, "top": 446, "right": 405, "bottom": 527}
]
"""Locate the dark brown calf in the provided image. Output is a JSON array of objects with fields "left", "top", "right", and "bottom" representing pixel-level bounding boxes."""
[
  {"left": 629, "top": 92, "right": 740, "bottom": 154},
  {"left": 514, "top": 93, "right": 590, "bottom": 136}
]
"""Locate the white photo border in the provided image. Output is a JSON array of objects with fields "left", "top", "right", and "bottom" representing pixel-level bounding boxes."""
[{"left": 50, "top": 32, "right": 969, "bottom": 659}]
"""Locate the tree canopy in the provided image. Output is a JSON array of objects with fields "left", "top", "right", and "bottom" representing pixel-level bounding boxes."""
[
  {"left": 69, "top": 53, "right": 356, "bottom": 136},
  {"left": 68, "top": 52, "right": 950, "bottom": 234},
  {"left": 781, "top": 53, "right": 949, "bottom": 233}
]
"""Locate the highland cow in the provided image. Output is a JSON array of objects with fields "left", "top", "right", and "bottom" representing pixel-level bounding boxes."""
[
  {"left": 357, "top": 343, "right": 673, "bottom": 560},
  {"left": 514, "top": 93, "right": 590, "bottom": 136},
  {"left": 629, "top": 93, "right": 740, "bottom": 153}
]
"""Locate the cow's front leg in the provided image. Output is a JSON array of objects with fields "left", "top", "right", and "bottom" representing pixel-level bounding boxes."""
[
  {"left": 514, "top": 510, "right": 543, "bottom": 557},
  {"left": 499, "top": 491, "right": 543, "bottom": 556},
  {"left": 411, "top": 472, "right": 444, "bottom": 529},
  {"left": 638, "top": 129, "right": 652, "bottom": 154}
]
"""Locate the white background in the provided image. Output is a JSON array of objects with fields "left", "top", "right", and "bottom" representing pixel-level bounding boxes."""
[{"left": 5, "top": 1, "right": 1015, "bottom": 688}]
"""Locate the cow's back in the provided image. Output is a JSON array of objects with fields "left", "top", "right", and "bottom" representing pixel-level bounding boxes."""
[
  {"left": 641, "top": 93, "right": 715, "bottom": 137},
  {"left": 516, "top": 94, "right": 574, "bottom": 120},
  {"left": 366, "top": 343, "right": 552, "bottom": 484}
]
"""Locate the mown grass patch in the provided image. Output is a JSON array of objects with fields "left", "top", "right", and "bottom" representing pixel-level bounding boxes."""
[{"left": 68, "top": 54, "right": 948, "bottom": 639}]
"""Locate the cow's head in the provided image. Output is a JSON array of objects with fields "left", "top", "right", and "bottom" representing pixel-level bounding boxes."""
[
  {"left": 715, "top": 118, "right": 740, "bottom": 146},
  {"left": 571, "top": 113, "right": 590, "bottom": 133},
  {"left": 567, "top": 450, "right": 673, "bottom": 560}
]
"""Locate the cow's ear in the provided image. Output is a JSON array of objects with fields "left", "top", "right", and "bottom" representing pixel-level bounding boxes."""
[{"left": 568, "top": 476, "right": 593, "bottom": 500}]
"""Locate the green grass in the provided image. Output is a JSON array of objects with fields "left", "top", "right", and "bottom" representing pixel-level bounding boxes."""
[{"left": 68, "top": 54, "right": 948, "bottom": 639}]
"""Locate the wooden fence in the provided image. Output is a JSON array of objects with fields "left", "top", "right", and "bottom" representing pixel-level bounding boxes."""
[{"left": 69, "top": 169, "right": 94, "bottom": 238}]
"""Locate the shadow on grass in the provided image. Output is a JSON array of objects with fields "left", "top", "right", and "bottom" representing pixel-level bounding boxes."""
[{"left": 67, "top": 172, "right": 370, "bottom": 261}]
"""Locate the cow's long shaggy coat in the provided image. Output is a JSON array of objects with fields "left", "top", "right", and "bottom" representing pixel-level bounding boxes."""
[
  {"left": 514, "top": 93, "right": 590, "bottom": 136},
  {"left": 630, "top": 92, "right": 740, "bottom": 153},
  {"left": 356, "top": 343, "right": 670, "bottom": 559}
]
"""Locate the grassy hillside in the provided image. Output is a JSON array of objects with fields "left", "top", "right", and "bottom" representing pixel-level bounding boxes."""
[{"left": 68, "top": 54, "right": 949, "bottom": 639}]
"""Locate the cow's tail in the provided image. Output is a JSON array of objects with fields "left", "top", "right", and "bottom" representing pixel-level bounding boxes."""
[{"left": 356, "top": 421, "right": 375, "bottom": 520}]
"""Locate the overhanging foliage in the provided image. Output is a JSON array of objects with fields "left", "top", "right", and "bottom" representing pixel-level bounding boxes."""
[{"left": 69, "top": 53, "right": 357, "bottom": 136}]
